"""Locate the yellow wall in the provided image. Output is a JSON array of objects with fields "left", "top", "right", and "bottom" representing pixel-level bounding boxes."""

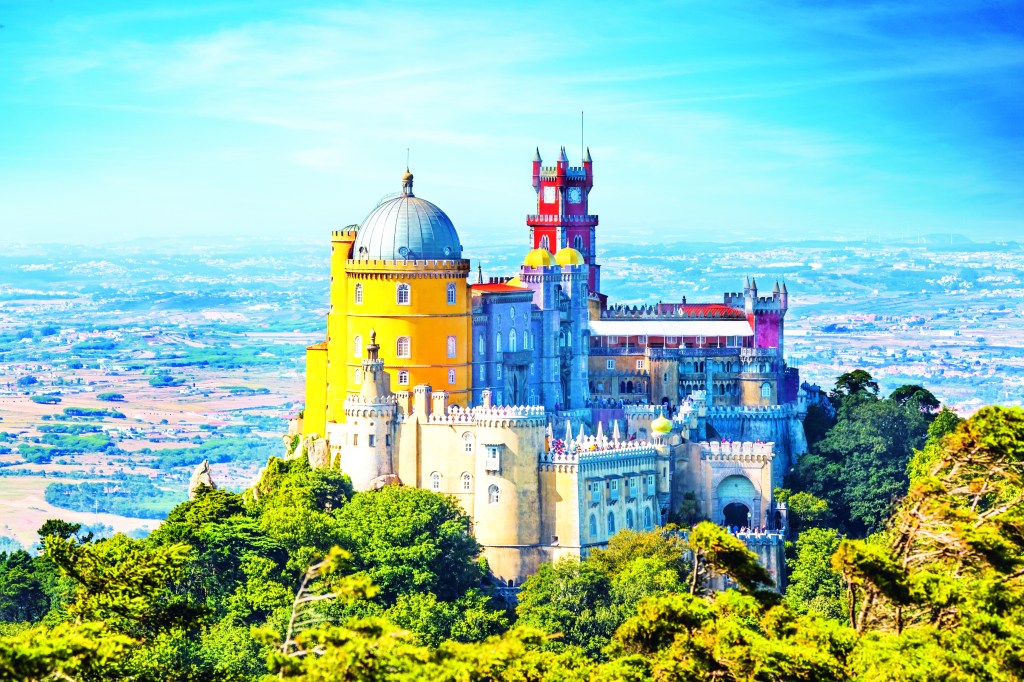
[
  {"left": 345, "top": 259, "right": 471, "bottom": 406},
  {"left": 303, "top": 344, "right": 328, "bottom": 438},
  {"left": 325, "top": 231, "right": 357, "bottom": 424}
]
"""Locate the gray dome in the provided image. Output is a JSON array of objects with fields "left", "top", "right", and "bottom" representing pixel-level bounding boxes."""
[{"left": 353, "top": 172, "right": 463, "bottom": 261}]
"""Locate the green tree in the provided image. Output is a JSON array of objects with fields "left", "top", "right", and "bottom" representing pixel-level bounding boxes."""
[
  {"left": 785, "top": 528, "right": 845, "bottom": 621},
  {"left": 0, "top": 550, "right": 49, "bottom": 622},
  {"left": 335, "top": 485, "right": 483, "bottom": 604},
  {"left": 791, "top": 393, "right": 928, "bottom": 536},
  {"left": 833, "top": 369, "right": 879, "bottom": 400},
  {"left": 889, "top": 384, "right": 941, "bottom": 413}
]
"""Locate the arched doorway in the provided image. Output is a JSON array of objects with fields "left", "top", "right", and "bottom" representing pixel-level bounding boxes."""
[
  {"left": 723, "top": 502, "right": 750, "bottom": 528},
  {"left": 717, "top": 474, "right": 758, "bottom": 528}
]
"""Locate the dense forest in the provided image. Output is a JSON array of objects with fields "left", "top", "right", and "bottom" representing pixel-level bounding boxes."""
[{"left": 0, "top": 371, "right": 1022, "bottom": 681}]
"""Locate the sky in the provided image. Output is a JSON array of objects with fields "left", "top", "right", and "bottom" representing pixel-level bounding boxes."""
[{"left": 0, "top": 0, "right": 1021, "bottom": 247}]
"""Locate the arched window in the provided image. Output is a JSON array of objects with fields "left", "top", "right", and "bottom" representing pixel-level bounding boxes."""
[
  {"left": 509, "top": 328, "right": 517, "bottom": 352},
  {"left": 626, "top": 509, "right": 635, "bottom": 529},
  {"left": 488, "top": 484, "right": 499, "bottom": 504},
  {"left": 589, "top": 514, "right": 598, "bottom": 537},
  {"left": 397, "top": 370, "right": 409, "bottom": 385},
  {"left": 448, "top": 369, "right": 456, "bottom": 385},
  {"left": 540, "top": 235, "right": 550, "bottom": 250},
  {"left": 396, "top": 336, "right": 410, "bottom": 358},
  {"left": 524, "top": 331, "right": 530, "bottom": 350},
  {"left": 461, "top": 472, "right": 472, "bottom": 492},
  {"left": 607, "top": 512, "right": 616, "bottom": 536},
  {"left": 644, "top": 507, "right": 652, "bottom": 529},
  {"left": 353, "top": 335, "right": 362, "bottom": 358},
  {"left": 354, "top": 283, "right": 363, "bottom": 304},
  {"left": 479, "top": 365, "right": 485, "bottom": 381},
  {"left": 446, "top": 282, "right": 457, "bottom": 305},
  {"left": 761, "top": 382, "right": 771, "bottom": 399},
  {"left": 573, "top": 235, "right": 583, "bottom": 251},
  {"left": 430, "top": 472, "right": 441, "bottom": 491},
  {"left": 396, "top": 283, "right": 411, "bottom": 305},
  {"left": 477, "top": 334, "right": 485, "bottom": 355},
  {"left": 496, "top": 332, "right": 502, "bottom": 354},
  {"left": 496, "top": 364, "right": 502, "bottom": 379},
  {"left": 447, "top": 335, "right": 457, "bottom": 359},
  {"left": 462, "top": 433, "right": 474, "bottom": 453},
  {"left": 354, "top": 369, "right": 362, "bottom": 383}
]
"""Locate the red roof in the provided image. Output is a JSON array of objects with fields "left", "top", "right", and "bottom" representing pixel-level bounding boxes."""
[
  {"left": 471, "top": 283, "right": 528, "bottom": 294},
  {"left": 676, "top": 304, "right": 746, "bottom": 319}
]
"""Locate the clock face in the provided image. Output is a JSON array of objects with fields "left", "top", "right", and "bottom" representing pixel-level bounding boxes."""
[
  {"left": 567, "top": 187, "right": 582, "bottom": 204},
  {"left": 542, "top": 186, "right": 556, "bottom": 204}
]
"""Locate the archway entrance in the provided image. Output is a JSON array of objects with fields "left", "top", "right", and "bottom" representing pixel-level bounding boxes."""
[{"left": 723, "top": 502, "right": 750, "bottom": 528}]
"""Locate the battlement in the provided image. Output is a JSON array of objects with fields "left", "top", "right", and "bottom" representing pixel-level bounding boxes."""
[
  {"left": 705, "top": 404, "right": 794, "bottom": 416},
  {"left": 600, "top": 303, "right": 745, "bottom": 320},
  {"left": 423, "top": 404, "right": 547, "bottom": 427},
  {"left": 537, "top": 166, "right": 588, "bottom": 180},
  {"left": 699, "top": 440, "right": 775, "bottom": 461},
  {"left": 346, "top": 258, "right": 470, "bottom": 274},
  {"left": 331, "top": 229, "right": 359, "bottom": 240},
  {"left": 526, "top": 214, "right": 598, "bottom": 225},
  {"left": 540, "top": 435, "right": 656, "bottom": 466}
]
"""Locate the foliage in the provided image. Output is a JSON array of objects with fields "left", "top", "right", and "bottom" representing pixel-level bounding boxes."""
[
  {"left": 832, "top": 369, "right": 879, "bottom": 400},
  {"left": 889, "top": 384, "right": 941, "bottom": 412},
  {"left": 789, "top": 370, "right": 930, "bottom": 536},
  {"left": 96, "top": 392, "right": 125, "bottom": 402},
  {"left": 45, "top": 480, "right": 187, "bottom": 519},
  {"left": 785, "top": 528, "right": 846, "bottom": 621},
  {"left": 144, "top": 436, "right": 281, "bottom": 469},
  {"left": 335, "top": 484, "right": 483, "bottom": 604},
  {"left": 149, "top": 374, "right": 185, "bottom": 388},
  {"left": 29, "top": 394, "right": 61, "bottom": 405}
]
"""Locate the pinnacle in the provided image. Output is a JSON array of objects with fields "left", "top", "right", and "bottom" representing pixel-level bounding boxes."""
[
  {"left": 584, "top": 146, "right": 592, "bottom": 163},
  {"left": 533, "top": 147, "right": 541, "bottom": 162}
]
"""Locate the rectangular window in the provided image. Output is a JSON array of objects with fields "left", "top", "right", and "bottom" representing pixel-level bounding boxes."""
[
  {"left": 608, "top": 335, "right": 618, "bottom": 345},
  {"left": 638, "top": 335, "right": 647, "bottom": 344},
  {"left": 485, "top": 446, "right": 501, "bottom": 472},
  {"left": 605, "top": 359, "right": 614, "bottom": 370},
  {"left": 496, "top": 364, "right": 503, "bottom": 379},
  {"left": 398, "top": 370, "right": 409, "bottom": 385},
  {"left": 636, "top": 359, "right": 646, "bottom": 370},
  {"left": 479, "top": 365, "right": 485, "bottom": 380},
  {"left": 368, "top": 434, "right": 375, "bottom": 447}
]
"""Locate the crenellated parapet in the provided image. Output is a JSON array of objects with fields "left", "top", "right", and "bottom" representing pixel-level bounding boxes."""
[
  {"left": 600, "top": 303, "right": 746, "bottom": 320},
  {"left": 539, "top": 436, "right": 655, "bottom": 469},
  {"left": 421, "top": 404, "right": 548, "bottom": 428},
  {"left": 699, "top": 440, "right": 775, "bottom": 462}
]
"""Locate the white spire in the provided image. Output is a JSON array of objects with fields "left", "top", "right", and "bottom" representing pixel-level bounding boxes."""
[{"left": 612, "top": 419, "right": 621, "bottom": 442}]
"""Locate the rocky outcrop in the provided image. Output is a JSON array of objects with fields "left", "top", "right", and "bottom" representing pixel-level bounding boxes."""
[
  {"left": 188, "top": 459, "right": 216, "bottom": 500},
  {"left": 306, "top": 435, "right": 330, "bottom": 469}
]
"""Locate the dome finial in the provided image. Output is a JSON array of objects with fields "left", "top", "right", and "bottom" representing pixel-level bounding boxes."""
[{"left": 401, "top": 166, "right": 414, "bottom": 196}]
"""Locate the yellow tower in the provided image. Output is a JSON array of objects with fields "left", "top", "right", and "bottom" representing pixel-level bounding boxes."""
[{"left": 304, "top": 169, "right": 471, "bottom": 438}]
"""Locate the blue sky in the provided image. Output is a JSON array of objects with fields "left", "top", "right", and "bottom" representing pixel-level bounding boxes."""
[{"left": 0, "top": 0, "right": 1021, "bottom": 246}]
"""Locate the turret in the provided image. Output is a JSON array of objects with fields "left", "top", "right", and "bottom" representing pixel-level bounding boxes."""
[
  {"left": 556, "top": 146, "right": 568, "bottom": 183},
  {"left": 780, "top": 280, "right": 789, "bottom": 310},
  {"left": 532, "top": 148, "right": 542, "bottom": 191},
  {"left": 583, "top": 147, "right": 593, "bottom": 187}
]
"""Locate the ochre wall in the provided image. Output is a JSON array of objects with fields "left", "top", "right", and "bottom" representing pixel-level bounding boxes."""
[
  {"left": 345, "top": 260, "right": 471, "bottom": 406},
  {"left": 303, "top": 345, "right": 328, "bottom": 438}
]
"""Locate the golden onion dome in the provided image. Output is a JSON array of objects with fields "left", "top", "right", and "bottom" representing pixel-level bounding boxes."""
[
  {"left": 554, "top": 247, "right": 585, "bottom": 266},
  {"left": 507, "top": 275, "right": 524, "bottom": 287},
  {"left": 523, "top": 248, "right": 554, "bottom": 267},
  {"left": 651, "top": 414, "right": 673, "bottom": 434}
]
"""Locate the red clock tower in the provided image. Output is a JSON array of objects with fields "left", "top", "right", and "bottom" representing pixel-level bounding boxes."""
[{"left": 528, "top": 146, "right": 600, "bottom": 294}]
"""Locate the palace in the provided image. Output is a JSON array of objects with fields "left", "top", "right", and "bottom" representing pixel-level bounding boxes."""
[{"left": 291, "top": 148, "right": 807, "bottom": 589}]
